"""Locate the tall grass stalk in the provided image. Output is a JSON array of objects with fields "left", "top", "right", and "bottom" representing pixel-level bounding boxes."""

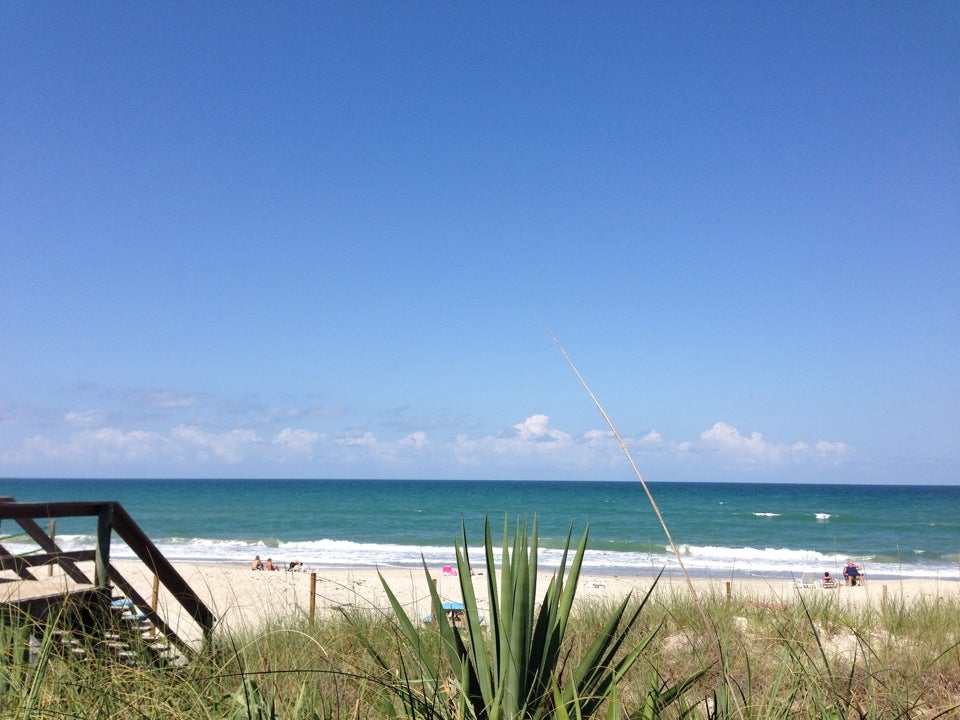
[{"left": 547, "top": 329, "right": 737, "bottom": 715}]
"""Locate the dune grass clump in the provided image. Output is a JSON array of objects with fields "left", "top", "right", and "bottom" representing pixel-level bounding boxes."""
[
  {"left": 3, "top": 539, "right": 960, "bottom": 720},
  {"left": 351, "top": 516, "right": 703, "bottom": 720}
]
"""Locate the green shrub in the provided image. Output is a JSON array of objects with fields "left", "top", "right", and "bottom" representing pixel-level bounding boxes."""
[{"left": 356, "top": 517, "right": 703, "bottom": 720}]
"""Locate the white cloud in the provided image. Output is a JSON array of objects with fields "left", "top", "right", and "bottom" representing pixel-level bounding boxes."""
[
  {"left": 0, "top": 408, "right": 852, "bottom": 477},
  {"left": 364, "top": 431, "right": 432, "bottom": 466},
  {"left": 170, "top": 425, "right": 261, "bottom": 463},
  {"left": 637, "top": 430, "right": 665, "bottom": 448},
  {"left": 509, "top": 414, "right": 572, "bottom": 442},
  {"left": 334, "top": 430, "right": 377, "bottom": 448},
  {"left": 446, "top": 416, "right": 852, "bottom": 473},
  {"left": 452, "top": 415, "right": 605, "bottom": 469},
  {"left": 815, "top": 439, "right": 851, "bottom": 456},
  {"left": 84, "top": 427, "right": 170, "bottom": 462},
  {"left": 64, "top": 410, "right": 106, "bottom": 428},
  {"left": 695, "top": 422, "right": 851, "bottom": 465},
  {"left": 699, "top": 422, "right": 782, "bottom": 462},
  {"left": 328, "top": 429, "right": 432, "bottom": 465},
  {"left": 273, "top": 428, "right": 322, "bottom": 455},
  {"left": 396, "top": 431, "right": 429, "bottom": 450},
  {"left": 148, "top": 390, "right": 200, "bottom": 409},
  {"left": 7, "top": 427, "right": 170, "bottom": 464}
]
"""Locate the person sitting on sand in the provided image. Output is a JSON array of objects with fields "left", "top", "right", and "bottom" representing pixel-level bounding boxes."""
[
  {"left": 264, "top": 558, "right": 278, "bottom": 571},
  {"left": 822, "top": 571, "right": 838, "bottom": 588},
  {"left": 843, "top": 560, "right": 865, "bottom": 586},
  {"left": 287, "top": 560, "right": 303, "bottom": 571},
  {"left": 251, "top": 555, "right": 264, "bottom": 571}
]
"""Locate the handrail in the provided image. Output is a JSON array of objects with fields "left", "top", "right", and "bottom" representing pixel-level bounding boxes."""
[
  {"left": 0, "top": 498, "right": 215, "bottom": 652},
  {"left": 0, "top": 544, "right": 36, "bottom": 580},
  {"left": 108, "top": 502, "right": 216, "bottom": 639},
  {"left": 11, "top": 515, "right": 92, "bottom": 584},
  {"left": 0, "top": 549, "right": 95, "bottom": 568},
  {"left": 108, "top": 564, "right": 195, "bottom": 658}
]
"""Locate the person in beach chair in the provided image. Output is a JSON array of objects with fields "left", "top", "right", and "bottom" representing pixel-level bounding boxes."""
[
  {"left": 821, "top": 571, "right": 839, "bottom": 588},
  {"left": 843, "top": 560, "right": 865, "bottom": 586},
  {"left": 287, "top": 559, "right": 303, "bottom": 571}
]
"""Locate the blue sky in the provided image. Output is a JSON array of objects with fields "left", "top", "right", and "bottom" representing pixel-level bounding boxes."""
[{"left": 2, "top": 3, "right": 957, "bottom": 484}]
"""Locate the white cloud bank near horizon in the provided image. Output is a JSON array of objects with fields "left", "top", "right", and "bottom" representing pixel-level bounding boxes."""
[{"left": 0, "top": 409, "right": 851, "bottom": 480}]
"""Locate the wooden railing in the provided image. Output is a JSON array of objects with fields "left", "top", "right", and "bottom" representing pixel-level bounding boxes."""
[{"left": 0, "top": 497, "right": 215, "bottom": 656}]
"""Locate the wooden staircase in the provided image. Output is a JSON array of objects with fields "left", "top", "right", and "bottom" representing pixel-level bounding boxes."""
[
  {"left": 37, "top": 596, "right": 186, "bottom": 667},
  {"left": 0, "top": 497, "right": 215, "bottom": 667}
]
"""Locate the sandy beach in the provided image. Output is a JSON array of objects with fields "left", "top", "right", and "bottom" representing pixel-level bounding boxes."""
[
  {"left": 4, "top": 559, "right": 957, "bottom": 650},
  {"left": 88, "top": 561, "right": 959, "bottom": 648}
]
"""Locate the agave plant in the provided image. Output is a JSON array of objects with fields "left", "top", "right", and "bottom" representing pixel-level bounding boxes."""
[{"left": 367, "top": 516, "right": 691, "bottom": 720}]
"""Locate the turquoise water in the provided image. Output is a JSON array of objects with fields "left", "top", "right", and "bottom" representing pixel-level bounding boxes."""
[{"left": 2, "top": 479, "right": 958, "bottom": 580}]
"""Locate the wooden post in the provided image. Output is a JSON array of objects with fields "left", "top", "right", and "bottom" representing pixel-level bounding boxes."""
[
  {"left": 725, "top": 581, "right": 731, "bottom": 602},
  {"left": 151, "top": 574, "right": 160, "bottom": 637},
  {"left": 94, "top": 503, "right": 113, "bottom": 588},
  {"left": 309, "top": 572, "right": 317, "bottom": 625},
  {"left": 48, "top": 519, "right": 56, "bottom": 577},
  {"left": 882, "top": 584, "right": 888, "bottom": 603}
]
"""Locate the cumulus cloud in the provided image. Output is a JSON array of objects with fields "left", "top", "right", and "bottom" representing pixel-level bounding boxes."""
[
  {"left": 453, "top": 415, "right": 603, "bottom": 469},
  {"left": 696, "top": 422, "right": 851, "bottom": 465},
  {"left": 637, "top": 430, "right": 666, "bottom": 448},
  {"left": 7, "top": 427, "right": 170, "bottom": 464},
  {"left": 170, "top": 425, "right": 261, "bottom": 463},
  {"left": 508, "top": 414, "right": 572, "bottom": 443},
  {"left": 699, "top": 422, "right": 781, "bottom": 462},
  {"left": 273, "top": 428, "right": 322, "bottom": 455},
  {"left": 815, "top": 439, "right": 851, "bottom": 456},
  {"left": 84, "top": 427, "right": 171, "bottom": 461}
]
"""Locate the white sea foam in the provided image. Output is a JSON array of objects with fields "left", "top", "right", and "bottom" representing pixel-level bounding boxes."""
[
  {"left": 573, "top": 544, "right": 957, "bottom": 579},
  {"left": 752, "top": 512, "right": 780, "bottom": 517},
  {"left": 5, "top": 534, "right": 957, "bottom": 581},
  {"left": 815, "top": 513, "right": 831, "bottom": 520}
]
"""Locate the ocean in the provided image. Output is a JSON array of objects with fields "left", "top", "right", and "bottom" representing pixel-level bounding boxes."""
[{"left": 1, "top": 479, "right": 958, "bottom": 581}]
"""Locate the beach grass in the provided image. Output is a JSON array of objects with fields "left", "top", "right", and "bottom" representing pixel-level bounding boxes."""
[{"left": 3, "top": 582, "right": 959, "bottom": 719}]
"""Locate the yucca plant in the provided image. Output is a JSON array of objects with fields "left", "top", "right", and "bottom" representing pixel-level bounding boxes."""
[{"left": 367, "top": 516, "right": 695, "bottom": 720}]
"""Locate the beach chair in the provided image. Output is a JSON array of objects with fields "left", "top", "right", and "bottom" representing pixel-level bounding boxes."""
[
  {"left": 442, "top": 565, "right": 457, "bottom": 576},
  {"left": 794, "top": 572, "right": 817, "bottom": 589},
  {"left": 423, "top": 601, "right": 483, "bottom": 626}
]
